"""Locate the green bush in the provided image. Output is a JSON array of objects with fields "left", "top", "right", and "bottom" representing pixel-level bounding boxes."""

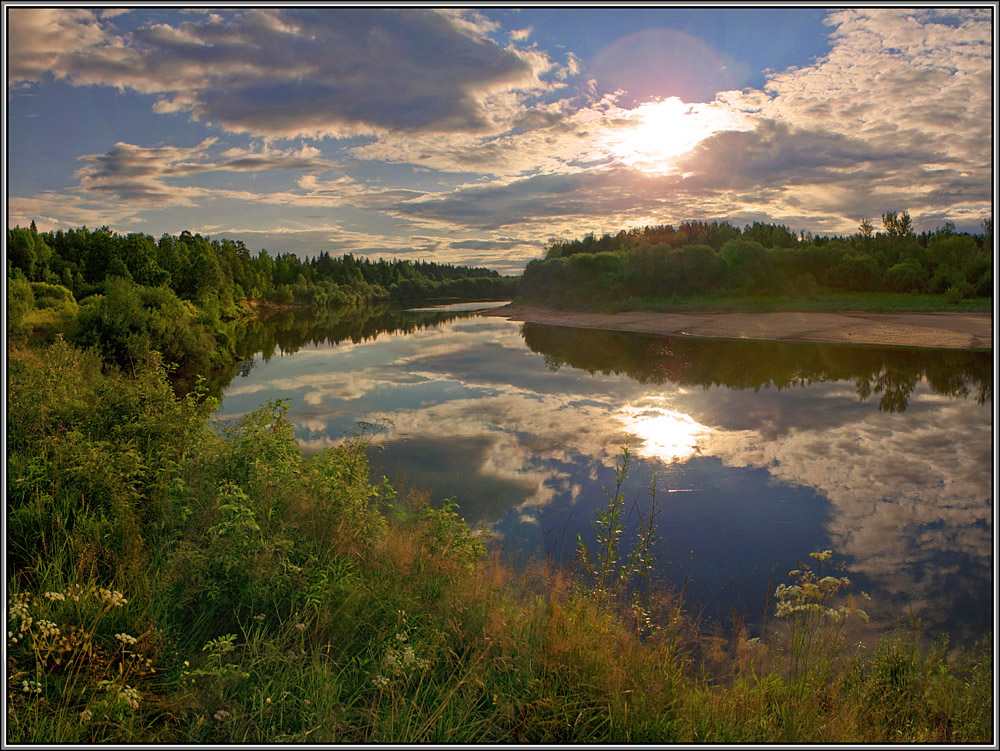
[
  {"left": 883, "top": 260, "right": 928, "bottom": 293},
  {"left": 8, "top": 268, "right": 35, "bottom": 331}
]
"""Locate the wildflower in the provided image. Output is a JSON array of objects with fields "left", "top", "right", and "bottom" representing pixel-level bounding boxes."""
[
  {"left": 64, "top": 584, "right": 84, "bottom": 602},
  {"left": 183, "top": 661, "right": 190, "bottom": 667},
  {"left": 22, "top": 680, "right": 42, "bottom": 695},
  {"left": 817, "top": 576, "right": 842, "bottom": 592},
  {"left": 303, "top": 700, "right": 311, "bottom": 706},
  {"left": 294, "top": 623, "right": 305, "bottom": 631},
  {"left": 36, "top": 620, "right": 60, "bottom": 639},
  {"left": 266, "top": 697, "right": 272, "bottom": 704},
  {"left": 44, "top": 592, "right": 66, "bottom": 602},
  {"left": 98, "top": 589, "right": 127, "bottom": 607},
  {"left": 213, "top": 709, "right": 231, "bottom": 721},
  {"left": 79, "top": 709, "right": 92, "bottom": 723},
  {"left": 115, "top": 633, "right": 137, "bottom": 646},
  {"left": 9, "top": 598, "right": 32, "bottom": 633},
  {"left": 118, "top": 685, "right": 141, "bottom": 709},
  {"left": 809, "top": 549, "right": 833, "bottom": 562},
  {"left": 253, "top": 614, "right": 265, "bottom": 621}
]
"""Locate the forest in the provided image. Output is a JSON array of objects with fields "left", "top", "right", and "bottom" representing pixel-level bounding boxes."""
[
  {"left": 523, "top": 213, "right": 993, "bottom": 308},
  {"left": 7, "top": 223, "right": 518, "bottom": 378}
]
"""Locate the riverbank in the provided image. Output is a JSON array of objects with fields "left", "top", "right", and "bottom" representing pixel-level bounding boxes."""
[
  {"left": 486, "top": 304, "right": 993, "bottom": 350},
  {"left": 9, "top": 329, "right": 993, "bottom": 744}
]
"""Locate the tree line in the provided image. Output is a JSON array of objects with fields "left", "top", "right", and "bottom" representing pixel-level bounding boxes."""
[
  {"left": 525, "top": 213, "right": 992, "bottom": 305},
  {"left": 7, "top": 223, "right": 518, "bottom": 377}
]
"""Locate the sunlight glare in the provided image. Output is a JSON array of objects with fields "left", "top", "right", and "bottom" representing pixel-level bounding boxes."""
[
  {"left": 618, "top": 398, "right": 710, "bottom": 463},
  {"left": 604, "top": 97, "right": 750, "bottom": 174}
]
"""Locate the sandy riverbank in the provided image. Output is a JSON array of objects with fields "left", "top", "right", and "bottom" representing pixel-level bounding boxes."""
[{"left": 484, "top": 304, "right": 993, "bottom": 349}]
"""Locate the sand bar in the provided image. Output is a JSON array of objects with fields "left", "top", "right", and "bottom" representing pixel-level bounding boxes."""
[{"left": 485, "top": 304, "right": 993, "bottom": 350}]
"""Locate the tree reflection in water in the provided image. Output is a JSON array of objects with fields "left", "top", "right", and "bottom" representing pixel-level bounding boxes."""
[{"left": 521, "top": 323, "right": 991, "bottom": 413}]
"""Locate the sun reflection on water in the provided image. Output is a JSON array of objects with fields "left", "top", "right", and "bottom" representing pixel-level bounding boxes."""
[{"left": 618, "top": 397, "right": 710, "bottom": 463}]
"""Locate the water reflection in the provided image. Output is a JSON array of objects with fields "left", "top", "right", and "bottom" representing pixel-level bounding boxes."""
[
  {"left": 198, "top": 303, "right": 485, "bottom": 398},
  {"left": 618, "top": 398, "right": 710, "bottom": 463},
  {"left": 215, "top": 308, "right": 992, "bottom": 646},
  {"left": 523, "top": 323, "right": 992, "bottom": 412}
]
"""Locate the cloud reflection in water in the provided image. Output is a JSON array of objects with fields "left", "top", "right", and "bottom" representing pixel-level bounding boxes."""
[{"left": 217, "top": 311, "right": 992, "bottom": 644}]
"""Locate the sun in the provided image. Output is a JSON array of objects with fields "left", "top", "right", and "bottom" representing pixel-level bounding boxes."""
[{"left": 603, "top": 96, "right": 749, "bottom": 174}]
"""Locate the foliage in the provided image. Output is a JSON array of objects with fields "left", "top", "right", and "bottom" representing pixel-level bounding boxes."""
[
  {"left": 7, "top": 266, "right": 35, "bottom": 331},
  {"left": 522, "top": 214, "right": 992, "bottom": 309},
  {"left": 6, "top": 584, "right": 153, "bottom": 743},
  {"left": 6, "top": 224, "right": 517, "bottom": 385},
  {"left": 772, "top": 550, "right": 869, "bottom": 694},
  {"left": 5, "top": 303, "right": 992, "bottom": 744},
  {"left": 576, "top": 446, "right": 662, "bottom": 637}
]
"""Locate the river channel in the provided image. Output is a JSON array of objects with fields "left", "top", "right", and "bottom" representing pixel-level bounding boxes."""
[{"left": 214, "top": 302, "right": 994, "bottom": 647}]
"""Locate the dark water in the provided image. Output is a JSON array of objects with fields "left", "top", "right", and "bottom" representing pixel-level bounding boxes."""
[{"left": 215, "top": 303, "right": 994, "bottom": 646}]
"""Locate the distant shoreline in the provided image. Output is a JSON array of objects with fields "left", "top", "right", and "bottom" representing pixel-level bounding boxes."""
[{"left": 484, "top": 304, "right": 993, "bottom": 350}]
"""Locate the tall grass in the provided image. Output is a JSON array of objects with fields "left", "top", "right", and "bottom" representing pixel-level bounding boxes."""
[{"left": 6, "top": 338, "right": 994, "bottom": 744}]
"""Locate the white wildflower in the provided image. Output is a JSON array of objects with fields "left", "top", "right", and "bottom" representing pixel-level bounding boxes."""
[
  {"left": 99, "top": 589, "right": 127, "bottom": 607},
  {"left": 118, "top": 685, "right": 141, "bottom": 709},
  {"left": 36, "top": 620, "right": 60, "bottom": 638}
]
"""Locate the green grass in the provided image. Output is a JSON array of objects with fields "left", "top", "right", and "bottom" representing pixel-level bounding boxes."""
[
  {"left": 591, "top": 291, "right": 993, "bottom": 314},
  {"left": 6, "top": 337, "right": 994, "bottom": 744}
]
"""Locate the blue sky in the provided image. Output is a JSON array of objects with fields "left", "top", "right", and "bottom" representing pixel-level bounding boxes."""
[{"left": 5, "top": 5, "right": 994, "bottom": 273}]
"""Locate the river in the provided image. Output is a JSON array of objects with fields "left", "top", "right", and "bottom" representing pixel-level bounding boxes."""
[{"left": 214, "top": 301, "right": 993, "bottom": 647}]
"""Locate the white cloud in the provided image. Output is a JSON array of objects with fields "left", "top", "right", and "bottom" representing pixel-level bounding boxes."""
[
  {"left": 8, "top": 7, "right": 992, "bottom": 265},
  {"left": 7, "top": 8, "right": 111, "bottom": 85},
  {"left": 8, "top": 8, "right": 555, "bottom": 139}
]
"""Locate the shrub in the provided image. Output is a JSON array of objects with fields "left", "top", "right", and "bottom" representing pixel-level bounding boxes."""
[
  {"left": 883, "top": 260, "right": 928, "bottom": 293},
  {"left": 8, "top": 269, "right": 35, "bottom": 331}
]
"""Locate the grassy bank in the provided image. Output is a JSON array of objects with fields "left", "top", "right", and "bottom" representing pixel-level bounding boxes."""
[
  {"left": 6, "top": 338, "right": 994, "bottom": 744},
  {"left": 549, "top": 291, "right": 992, "bottom": 315}
]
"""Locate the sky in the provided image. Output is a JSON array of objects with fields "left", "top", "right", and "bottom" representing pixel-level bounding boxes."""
[{"left": 5, "top": 4, "right": 996, "bottom": 274}]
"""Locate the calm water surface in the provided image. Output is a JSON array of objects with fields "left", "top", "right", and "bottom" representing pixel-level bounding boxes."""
[{"left": 216, "top": 303, "right": 993, "bottom": 646}]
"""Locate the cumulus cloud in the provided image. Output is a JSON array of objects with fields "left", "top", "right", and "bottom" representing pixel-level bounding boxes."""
[
  {"left": 7, "top": 8, "right": 111, "bottom": 85},
  {"left": 714, "top": 8, "right": 992, "bottom": 226},
  {"left": 7, "top": 7, "right": 993, "bottom": 264},
  {"left": 8, "top": 7, "right": 555, "bottom": 139},
  {"left": 370, "top": 7, "right": 993, "bottom": 236}
]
